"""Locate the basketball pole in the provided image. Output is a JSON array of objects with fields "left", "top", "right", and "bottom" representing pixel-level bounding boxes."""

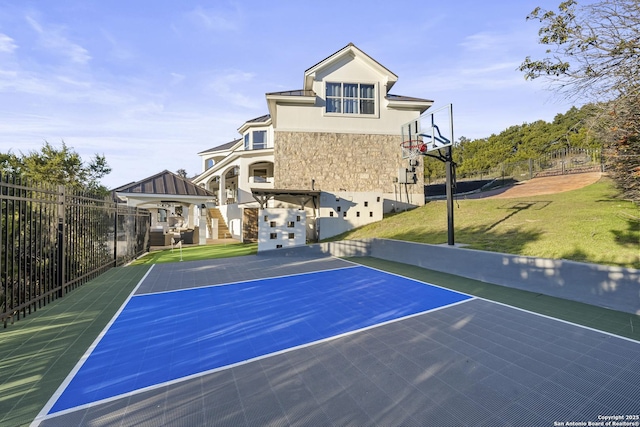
[
  {"left": 446, "top": 104, "right": 455, "bottom": 246},
  {"left": 445, "top": 145, "right": 455, "bottom": 246}
]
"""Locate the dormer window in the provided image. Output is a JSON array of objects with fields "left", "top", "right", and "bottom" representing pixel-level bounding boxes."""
[{"left": 326, "top": 82, "right": 375, "bottom": 115}]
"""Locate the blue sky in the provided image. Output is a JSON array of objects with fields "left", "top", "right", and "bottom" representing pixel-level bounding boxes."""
[{"left": 0, "top": 1, "right": 576, "bottom": 189}]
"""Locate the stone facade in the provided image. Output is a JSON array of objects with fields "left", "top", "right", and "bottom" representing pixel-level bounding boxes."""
[{"left": 274, "top": 131, "right": 423, "bottom": 194}]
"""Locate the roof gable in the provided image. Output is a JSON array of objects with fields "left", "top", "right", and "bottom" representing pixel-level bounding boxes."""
[{"left": 303, "top": 43, "right": 398, "bottom": 92}]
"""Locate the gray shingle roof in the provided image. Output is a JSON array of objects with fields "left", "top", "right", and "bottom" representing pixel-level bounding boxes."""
[{"left": 197, "top": 138, "right": 241, "bottom": 155}]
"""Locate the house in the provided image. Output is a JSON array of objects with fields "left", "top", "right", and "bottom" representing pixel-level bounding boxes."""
[
  {"left": 193, "top": 43, "right": 433, "bottom": 248},
  {"left": 114, "top": 170, "right": 216, "bottom": 246}
]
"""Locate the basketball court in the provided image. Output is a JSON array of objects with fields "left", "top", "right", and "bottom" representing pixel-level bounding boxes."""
[{"left": 32, "top": 253, "right": 640, "bottom": 427}]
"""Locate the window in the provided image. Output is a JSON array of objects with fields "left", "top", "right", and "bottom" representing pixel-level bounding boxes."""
[
  {"left": 287, "top": 221, "right": 295, "bottom": 228},
  {"left": 270, "top": 233, "right": 277, "bottom": 240},
  {"left": 326, "top": 82, "right": 375, "bottom": 115},
  {"left": 288, "top": 233, "right": 295, "bottom": 239},
  {"left": 252, "top": 168, "right": 268, "bottom": 183},
  {"left": 157, "top": 209, "right": 167, "bottom": 223},
  {"left": 253, "top": 131, "right": 266, "bottom": 149},
  {"left": 270, "top": 221, "right": 276, "bottom": 228},
  {"left": 243, "top": 130, "right": 268, "bottom": 150}
]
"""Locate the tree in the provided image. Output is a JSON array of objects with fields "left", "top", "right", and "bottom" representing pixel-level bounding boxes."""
[
  {"left": 519, "top": 0, "right": 640, "bottom": 201},
  {"left": 0, "top": 141, "right": 112, "bottom": 194},
  {"left": 176, "top": 168, "right": 188, "bottom": 179}
]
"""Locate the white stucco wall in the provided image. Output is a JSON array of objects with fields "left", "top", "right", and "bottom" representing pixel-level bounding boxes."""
[
  {"left": 258, "top": 208, "right": 306, "bottom": 251},
  {"left": 274, "top": 56, "right": 422, "bottom": 134},
  {"left": 317, "top": 191, "right": 383, "bottom": 240}
]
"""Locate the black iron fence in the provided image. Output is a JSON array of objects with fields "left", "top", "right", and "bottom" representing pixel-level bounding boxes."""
[{"left": 1, "top": 173, "right": 150, "bottom": 327}]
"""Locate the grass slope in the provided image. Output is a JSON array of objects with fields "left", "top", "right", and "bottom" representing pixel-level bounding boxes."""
[{"left": 335, "top": 177, "right": 639, "bottom": 268}]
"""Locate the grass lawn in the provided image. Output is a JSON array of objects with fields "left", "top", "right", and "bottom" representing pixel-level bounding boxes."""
[
  {"left": 130, "top": 242, "right": 258, "bottom": 265},
  {"left": 332, "top": 176, "right": 639, "bottom": 268}
]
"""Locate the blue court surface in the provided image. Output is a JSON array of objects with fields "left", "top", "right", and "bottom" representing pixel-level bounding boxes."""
[{"left": 48, "top": 265, "right": 472, "bottom": 415}]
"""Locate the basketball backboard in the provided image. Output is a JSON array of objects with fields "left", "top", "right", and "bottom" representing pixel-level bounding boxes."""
[{"left": 401, "top": 104, "right": 453, "bottom": 158}]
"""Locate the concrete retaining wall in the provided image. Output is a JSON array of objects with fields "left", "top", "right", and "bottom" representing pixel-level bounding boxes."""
[{"left": 273, "top": 238, "right": 640, "bottom": 315}]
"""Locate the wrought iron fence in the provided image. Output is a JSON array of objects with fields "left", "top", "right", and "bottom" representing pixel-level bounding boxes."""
[{"left": 1, "top": 173, "right": 150, "bottom": 327}]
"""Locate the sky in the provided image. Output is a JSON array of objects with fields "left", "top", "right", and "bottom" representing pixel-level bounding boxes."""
[{"left": 0, "top": 0, "right": 579, "bottom": 189}]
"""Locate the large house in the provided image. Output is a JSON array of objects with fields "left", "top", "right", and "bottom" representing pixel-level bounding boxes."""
[{"left": 193, "top": 43, "right": 433, "bottom": 248}]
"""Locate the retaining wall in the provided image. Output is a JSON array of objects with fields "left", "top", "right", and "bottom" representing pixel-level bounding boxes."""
[{"left": 268, "top": 238, "right": 640, "bottom": 315}]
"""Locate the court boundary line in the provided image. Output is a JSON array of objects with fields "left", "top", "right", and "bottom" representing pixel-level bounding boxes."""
[
  {"left": 133, "top": 262, "right": 360, "bottom": 298},
  {"left": 350, "top": 260, "right": 640, "bottom": 345},
  {"left": 31, "top": 270, "right": 476, "bottom": 422},
  {"left": 30, "top": 265, "right": 156, "bottom": 427}
]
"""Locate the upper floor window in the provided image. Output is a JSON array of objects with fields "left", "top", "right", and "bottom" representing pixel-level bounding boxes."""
[
  {"left": 244, "top": 130, "right": 268, "bottom": 150},
  {"left": 326, "top": 82, "right": 375, "bottom": 115},
  {"left": 253, "top": 131, "right": 266, "bottom": 149}
]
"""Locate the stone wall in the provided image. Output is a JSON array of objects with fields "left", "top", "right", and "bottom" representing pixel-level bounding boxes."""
[{"left": 274, "top": 131, "right": 423, "bottom": 195}]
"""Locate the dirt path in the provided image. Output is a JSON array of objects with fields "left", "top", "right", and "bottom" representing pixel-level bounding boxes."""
[{"left": 464, "top": 172, "right": 603, "bottom": 199}]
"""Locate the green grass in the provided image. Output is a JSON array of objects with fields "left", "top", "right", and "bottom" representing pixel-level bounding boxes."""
[
  {"left": 130, "top": 242, "right": 258, "bottom": 265},
  {"left": 332, "top": 176, "right": 640, "bottom": 268}
]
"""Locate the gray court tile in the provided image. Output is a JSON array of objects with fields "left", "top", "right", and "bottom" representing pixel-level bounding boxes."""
[
  {"left": 442, "top": 392, "right": 493, "bottom": 425},
  {"left": 478, "top": 371, "right": 535, "bottom": 400},
  {"left": 593, "top": 390, "right": 639, "bottom": 415},
  {"left": 510, "top": 353, "right": 560, "bottom": 378},
  {"left": 321, "top": 391, "right": 371, "bottom": 426},
  {"left": 435, "top": 359, "right": 494, "bottom": 392},
  {"left": 548, "top": 370, "right": 602, "bottom": 399},
  {"left": 464, "top": 382, "right": 515, "bottom": 413},
  {"left": 562, "top": 360, "right": 618, "bottom": 385},
  {"left": 203, "top": 401, "right": 247, "bottom": 426},
  {"left": 241, "top": 394, "right": 289, "bottom": 426},
  {"left": 541, "top": 341, "right": 588, "bottom": 363},
  {"left": 587, "top": 344, "right": 637, "bottom": 368},
  {"left": 412, "top": 402, "right": 466, "bottom": 427},
  {"left": 570, "top": 400, "right": 616, "bottom": 424},
  {"left": 489, "top": 402, "right": 550, "bottom": 427},
  {"left": 534, "top": 379, "right": 589, "bottom": 410},
  {"left": 233, "top": 369, "right": 273, "bottom": 400},
  {"left": 37, "top": 262, "right": 640, "bottom": 427},
  {"left": 517, "top": 390, "right": 574, "bottom": 422},
  {"left": 411, "top": 375, "right": 459, "bottom": 406}
]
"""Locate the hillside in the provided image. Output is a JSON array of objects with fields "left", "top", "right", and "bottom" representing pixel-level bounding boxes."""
[{"left": 331, "top": 175, "right": 639, "bottom": 268}]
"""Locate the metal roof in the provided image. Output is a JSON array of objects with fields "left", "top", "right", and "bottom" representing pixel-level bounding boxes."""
[{"left": 113, "top": 170, "right": 215, "bottom": 196}]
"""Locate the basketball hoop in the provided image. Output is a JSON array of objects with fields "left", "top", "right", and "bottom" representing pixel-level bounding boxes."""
[{"left": 400, "top": 140, "right": 426, "bottom": 159}]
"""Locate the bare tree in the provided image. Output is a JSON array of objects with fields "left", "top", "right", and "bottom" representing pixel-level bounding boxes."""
[{"left": 520, "top": 0, "right": 639, "bottom": 200}]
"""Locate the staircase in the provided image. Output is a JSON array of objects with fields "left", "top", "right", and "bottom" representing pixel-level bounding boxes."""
[{"left": 207, "top": 208, "right": 231, "bottom": 239}]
